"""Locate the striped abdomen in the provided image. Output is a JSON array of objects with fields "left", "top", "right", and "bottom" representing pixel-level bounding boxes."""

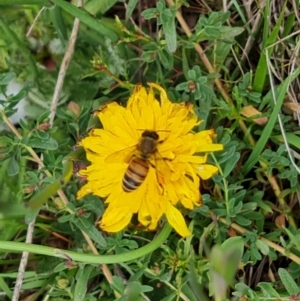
[{"left": 122, "top": 157, "right": 149, "bottom": 192}]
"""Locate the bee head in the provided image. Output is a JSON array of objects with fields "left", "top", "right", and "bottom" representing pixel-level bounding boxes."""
[{"left": 141, "top": 130, "right": 159, "bottom": 141}]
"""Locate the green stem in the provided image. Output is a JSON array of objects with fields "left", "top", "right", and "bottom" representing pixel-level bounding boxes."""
[
  {"left": 211, "top": 153, "right": 229, "bottom": 215},
  {"left": 0, "top": 0, "right": 48, "bottom": 4},
  {"left": 17, "top": 154, "right": 27, "bottom": 203},
  {"left": 0, "top": 223, "right": 172, "bottom": 264}
]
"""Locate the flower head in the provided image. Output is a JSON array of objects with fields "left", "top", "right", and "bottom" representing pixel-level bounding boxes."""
[{"left": 77, "top": 83, "right": 223, "bottom": 237}]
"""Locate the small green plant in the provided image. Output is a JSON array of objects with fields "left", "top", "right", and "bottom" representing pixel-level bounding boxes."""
[{"left": 1, "top": 1, "right": 300, "bottom": 300}]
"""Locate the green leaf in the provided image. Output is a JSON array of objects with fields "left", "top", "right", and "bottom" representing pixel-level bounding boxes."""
[
  {"left": 57, "top": 214, "right": 73, "bottom": 223},
  {"left": 7, "top": 155, "right": 19, "bottom": 176},
  {"left": 50, "top": 0, "right": 118, "bottom": 42},
  {"left": 0, "top": 276, "right": 12, "bottom": 299},
  {"left": 255, "top": 198, "right": 273, "bottom": 213},
  {"left": 242, "top": 211, "right": 263, "bottom": 221},
  {"left": 257, "top": 282, "right": 280, "bottom": 298},
  {"left": 0, "top": 72, "right": 16, "bottom": 85},
  {"left": 204, "top": 26, "right": 219, "bottom": 37},
  {"left": 223, "top": 152, "right": 240, "bottom": 177},
  {"left": 9, "top": 83, "right": 32, "bottom": 103},
  {"left": 252, "top": 2, "right": 286, "bottom": 92},
  {"left": 284, "top": 228, "right": 300, "bottom": 249},
  {"left": 235, "top": 215, "right": 251, "bottom": 226},
  {"left": 141, "top": 50, "right": 156, "bottom": 62},
  {"left": 111, "top": 276, "right": 125, "bottom": 294},
  {"left": 158, "top": 292, "right": 177, "bottom": 301},
  {"left": 27, "top": 137, "right": 58, "bottom": 150},
  {"left": 255, "top": 240, "right": 269, "bottom": 255},
  {"left": 273, "top": 133, "right": 300, "bottom": 150},
  {"left": 74, "top": 265, "right": 94, "bottom": 301},
  {"left": 141, "top": 7, "right": 158, "bottom": 20},
  {"left": 218, "top": 26, "right": 244, "bottom": 40},
  {"left": 18, "top": 118, "right": 30, "bottom": 131},
  {"left": 278, "top": 268, "right": 300, "bottom": 295},
  {"left": 210, "top": 237, "right": 244, "bottom": 299},
  {"left": 234, "top": 190, "right": 247, "bottom": 203},
  {"left": 210, "top": 40, "right": 231, "bottom": 72},
  {"left": 75, "top": 218, "right": 107, "bottom": 248},
  {"left": 196, "top": 26, "right": 244, "bottom": 42},
  {"left": 0, "top": 136, "right": 12, "bottom": 146},
  {"left": 21, "top": 279, "right": 46, "bottom": 290},
  {"left": 161, "top": 9, "right": 177, "bottom": 53},
  {"left": 221, "top": 236, "right": 244, "bottom": 259},
  {"left": 126, "top": 0, "right": 139, "bottom": 20},
  {"left": 124, "top": 282, "right": 153, "bottom": 300},
  {"left": 28, "top": 180, "right": 62, "bottom": 209},
  {"left": 217, "top": 143, "right": 237, "bottom": 164},
  {"left": 182, "top": 48, "right": 190, "bottom": 79},
  {"left": 158, "top": 50, "right": 173, "bottom": 70},
  {"left": 25, "top": 207, "right": 39, "bottom": 224},
  {"left": 84, "top": 0, "right": 118, "bottom": 14},
  {"left": 49, "top": 5, "right": 68, "bottom": 45}
]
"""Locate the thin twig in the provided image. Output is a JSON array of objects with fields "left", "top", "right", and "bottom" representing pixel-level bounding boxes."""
[
  {"left": 138, "top": 0, "right": 143, "bottom": 82},
  {"left": 26, "top": 7, "right": 45, "bottom": 37},
  {"left": 12, "top": 221, "right": 35, "bottom": 301},
  {"left": 266, "top": 42, "right": 300, "bottom": 174},
  {"left": 241, "top": 5, "right": 264, "bottom": 63},
  {"left": 49, "top": 2, "right": 81, "bottom": 126}
]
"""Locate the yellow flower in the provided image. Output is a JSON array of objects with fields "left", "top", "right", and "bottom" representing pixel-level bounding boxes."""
[{"left": 77, "top": 83, "right": 223, "bottom": 237}]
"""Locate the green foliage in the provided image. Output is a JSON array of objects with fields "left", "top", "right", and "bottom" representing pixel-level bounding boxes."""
[
  {"left": 0, "top": 0, "right": 300, "bottom": 300},
  {"left": 142, "top": 1, "right": 178, "bottom": 54},
  {"left": 210, "top": 237, "right": 244, "bottom": 299},
  {"left": 176, "top": 65, "right": 216, "bottom": 101}
]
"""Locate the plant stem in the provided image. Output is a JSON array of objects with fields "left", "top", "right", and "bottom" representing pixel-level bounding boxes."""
[{"left": 0, "top": 223, "right": 173, "bottom": 264}]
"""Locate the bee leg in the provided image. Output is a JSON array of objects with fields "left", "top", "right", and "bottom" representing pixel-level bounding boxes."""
[
  {"left": 149, "top": 161, "right": 156, "bottom": 169},
  {"left": 158, "top": 183, "right": 164, "bottom": 194},
  {"left": 148, "top": 162, "right": 162, "bottom": 183},
  {"left": 155, "top": 171, "right": 165, "bottom": 194},
  {"left": 149, "top": 161, "right": 165, "bottom": 194},
  {"left": 156, "top": 172, "right": 165, "bottom": 185}
]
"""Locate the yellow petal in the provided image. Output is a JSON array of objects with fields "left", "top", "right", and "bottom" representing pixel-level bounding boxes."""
[
  {"left": 77, "top": 183, "right": 93, "bottom": 199},
  {"left": 165, "top": 202, "right": 192, "bottom": 237},
  {"left": 195, "top": 164, "right": 219, "bottom": 179},
  {"left": 100, "top": 205, "right": 132, "bottom": 232},
  {"left": 196, "top": 144, "right": 224, "bottom": 153},
  {"left": 148, "top": 83, "right": 171, "bottom": 106}
]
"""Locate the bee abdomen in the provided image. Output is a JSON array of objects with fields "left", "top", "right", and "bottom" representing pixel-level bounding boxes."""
[{"left": 122, "top": 158, "right": 149, "bottom": 192}]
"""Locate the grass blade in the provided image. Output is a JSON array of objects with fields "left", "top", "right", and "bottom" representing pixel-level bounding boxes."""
[
  {"left": 51, "top": 0, "right": 118, "bottom": 42},
  {"left": 252, "top": 1, "right": 286, "bottom": 92},
  {"left": 242, "top": 68, "right": 300, "bottom": 175}
]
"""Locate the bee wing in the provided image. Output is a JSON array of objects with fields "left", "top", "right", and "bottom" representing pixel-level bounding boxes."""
[
  {"left": 105, "top": 145, "right": 137, "bottom": 164},
  {"left": 153, "top": 149, "right": 173, "bottom": 176}
]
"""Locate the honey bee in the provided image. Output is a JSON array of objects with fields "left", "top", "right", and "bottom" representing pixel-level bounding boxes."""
[
  {"left": 123, "top": 130, "right": 159, "bottom": 192},
  {"left": 105, "top": 130, "right": 167, "bottom": 193}
]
